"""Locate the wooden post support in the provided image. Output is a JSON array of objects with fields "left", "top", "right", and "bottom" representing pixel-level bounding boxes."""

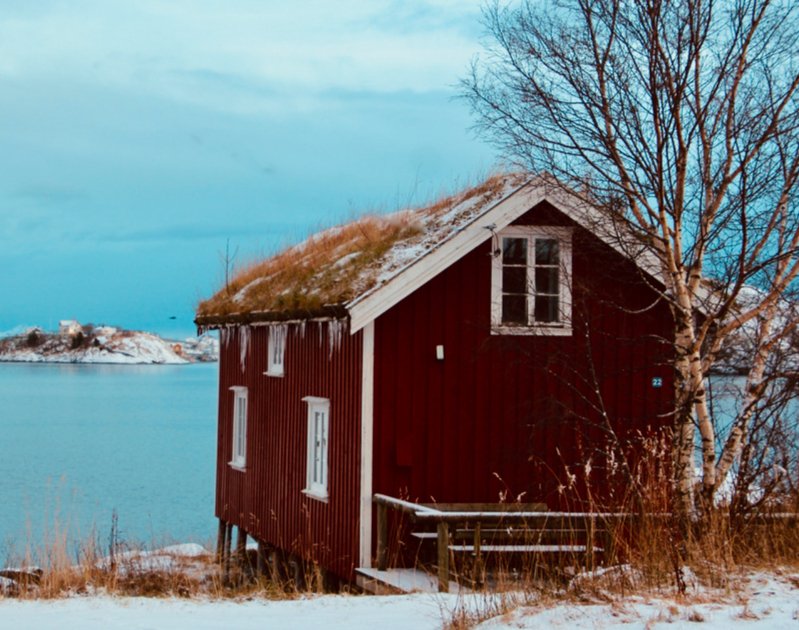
[
  {"left": 256, "top": 541, "right": 267, "bottom": 577},
  {"left": 601, "top": 523, "right": 614, "bottom": 566},
  {"left": 216, "top": 519, "right": 227, "bottom": 564},
  {"left": 473, "top": 522, "right": 483, "bottom": 585},
  {"left": 437, "top": 521, "right": 450, "bottom": 593},
  {"left": 376, "top": 502, "right": 388, "bottom": 570},
  {"left": 585, "top": 515, "right": 595, "bottom": 572},
  {"left": 236, "top": 527, "right": 248, "bottom": 573},
  {"left": 223, "top": 522, "right": 233, "bottom": 581}
]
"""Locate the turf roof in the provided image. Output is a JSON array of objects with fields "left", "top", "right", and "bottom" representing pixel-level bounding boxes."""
[{"left": 195, "top": 173, "right": 528, "bottom": 326}]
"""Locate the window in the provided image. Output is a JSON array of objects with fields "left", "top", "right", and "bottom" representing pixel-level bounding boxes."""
[
  {"left": 491, "top": 226, "right": 572, "bottom": 335},
  {"left": 302, "top": 396, "right": 330, "bottom": 500},
  {"left": 265, "top": 324, "right": 287, "bottom": 377},
  {"left": 229, "top": 386, "right": 247, "bottom": 470}
]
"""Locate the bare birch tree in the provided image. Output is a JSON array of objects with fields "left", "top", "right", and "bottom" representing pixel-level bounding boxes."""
[{"left": 463, "top": 0, "right": 799, "bottom": 518}]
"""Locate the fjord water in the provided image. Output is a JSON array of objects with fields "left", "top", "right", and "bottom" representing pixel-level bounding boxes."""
[{"left": 0, "top": 362, "right": 218, "bottom": 555}]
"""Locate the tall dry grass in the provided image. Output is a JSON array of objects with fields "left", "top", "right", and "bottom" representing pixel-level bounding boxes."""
[
  {"left": 0, "top": 515, "right": 319, "bottom": 600},
  {"left": 428, "top": 433, "right": 799, "bottom": 628}
]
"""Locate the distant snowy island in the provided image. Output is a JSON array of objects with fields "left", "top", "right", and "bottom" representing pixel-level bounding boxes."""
[{"left": 0, "top": 321, "right": 218, "bottom": 365}]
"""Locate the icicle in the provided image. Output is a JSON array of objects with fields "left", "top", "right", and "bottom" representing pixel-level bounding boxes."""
[
  {"left": 220, "top": 327, "right": 230, "bottom": 349},
  {"left": 327, "top": 319, "right": 345, "bottom": 360},
  {"left": 299, "top": 321, "right": 306, "bottom": 339},
  {"left": 239, "top": 325, "right": 250, "bottom": 373}
]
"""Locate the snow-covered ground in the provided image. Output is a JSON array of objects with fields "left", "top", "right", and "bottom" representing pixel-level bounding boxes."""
[
  {"left": 478, "top": 572, "right": 799, "bottom": 629},
  {"left": 0, "top": 593, "right": 450, "bottom": 630},
  {"left": 1, "top": 570, "right": 796, "bottom": 629}
]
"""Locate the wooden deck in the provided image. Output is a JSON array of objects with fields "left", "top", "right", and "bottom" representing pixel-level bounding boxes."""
[{"left": 373, "top": 493, "right": 620, "bottom": 592}]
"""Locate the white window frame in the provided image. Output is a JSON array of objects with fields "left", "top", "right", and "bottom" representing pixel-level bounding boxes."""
[
  {"left": 229, "top": 386, "right": 248, "bottom": 471},
  {"left": 302, "top": 396, "right": 330, "bottom": 501},
  {"left": 265, "top": 324, "right": 287, "bottom": 377},
  {"left": 491, "top": 226, "right": 573, "bottom": 336}
]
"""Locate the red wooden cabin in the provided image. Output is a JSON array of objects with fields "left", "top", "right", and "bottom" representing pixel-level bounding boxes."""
[{"left": 195, "top": 174, "right": 674, "bottom": 585}]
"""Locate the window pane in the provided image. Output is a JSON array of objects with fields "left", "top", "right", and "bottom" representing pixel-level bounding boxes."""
[
  {"left": 502, "top": 294, "right": 527, "bottom": 324},
  {"left": 320, "top": 416, "right": 327, "bottom": 487},
  {"left": 535, "top": 267, "right": 559, "bottom": 295},
  {"left": 502, "top": 237, "right": 527, "bottom": 265},
  {"left": 535, "top": 295, "right": 560, "bottom": 323},
  {"left": 314, "top": 411, "right": 324, "bottom": 485},
  {"left": 535, "top": 239, "right": 559, "bottom": 265},
  {"left": 502, "top": 266, "right": 527, "bottom": 294}
]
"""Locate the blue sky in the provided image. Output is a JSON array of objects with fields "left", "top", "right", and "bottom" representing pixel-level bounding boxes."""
[{"left": 0, "top": 1, "right": 499, "bottom": 338}]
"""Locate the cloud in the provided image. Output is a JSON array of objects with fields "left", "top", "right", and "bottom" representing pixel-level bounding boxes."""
[
  {"left": 0, "top": 1, "right": 484, "bottom": 110},
  {"left": 79, "top": 221, "right": 301, "bottom": 245}
]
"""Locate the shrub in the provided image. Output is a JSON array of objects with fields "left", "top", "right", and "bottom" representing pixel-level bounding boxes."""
[{"left": 70, "top": 332, "right": 85, "bottom": 349}]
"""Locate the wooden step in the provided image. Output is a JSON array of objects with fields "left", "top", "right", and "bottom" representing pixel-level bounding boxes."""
[
  {"left": 355, "top": 567, "right": 467, "bottom": 594},
  {"left": 412, "top": 528, "right": 602, "bottom": 543},
  {"left": 448, "top": 544, "right": 602, "bottom": 553}
]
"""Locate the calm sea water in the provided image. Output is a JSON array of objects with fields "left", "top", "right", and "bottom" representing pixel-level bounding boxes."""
[{"left": 0, "top": 362, "right": 218, "bottom": 556}]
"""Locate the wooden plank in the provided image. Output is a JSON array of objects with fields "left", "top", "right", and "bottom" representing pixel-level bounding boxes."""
[
  {"left": 356, "top": 567, "right": 466, "bottom": 595},
  {"left": 585, "top": 511, "right": 596, "bottom": 571},
  {"left": 223, "top": 522, "right": 233, "bottom": 581},
  {"left": 412, "top": 527, "right": 599, "bottom": 541},
  {"left": 411, "top": 512, "right": 609, "bottom": 525},
  {"left": 422, "top": 502, "right": 548, "bottom": 512},
  {"left": 410, "top": 532, "right": 437, "bottom": 539},
  {"left": 235, "top": 527, "right": 248, "bottom": 574},
  {"left": 216, "top": 519, "right": 226, "bottom": 564},
  {"left": 437, "top": 522, "right": 450, "bottom": 593},
  {"left": 376, "top": 502, "right": 388, "bottom": 571},
  {"left": 449, "top": 544, "right": 602, "bottom": 553}
]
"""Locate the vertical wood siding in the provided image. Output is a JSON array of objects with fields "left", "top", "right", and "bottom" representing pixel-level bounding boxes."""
[
  {"left": 215, "top": 321, "right": 363, "bottom": 581},
  {"left": 213, "top": 199, "right": 675, "bottom": 581},
  {"left": 373, "top": 201, "right": 675, "bottom": 510}
]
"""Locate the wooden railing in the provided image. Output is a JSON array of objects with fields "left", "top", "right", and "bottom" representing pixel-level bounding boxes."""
[{"left": 373, "top": 493, "right": 625, "bottom": 592}]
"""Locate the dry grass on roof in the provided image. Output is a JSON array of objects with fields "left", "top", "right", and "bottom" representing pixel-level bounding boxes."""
[
  {"left": 196, "top": 173, "right": 519, "bottom": 322},
  {"left": 196, "top": 213, "right": 422, "bottom": 319},
  {"left": 422, "top": 173, "right": 508, "bottom": 219}
]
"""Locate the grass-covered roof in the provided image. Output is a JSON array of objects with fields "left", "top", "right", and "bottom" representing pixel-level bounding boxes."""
[{"left": 196, "top": 173, "right": 527, "bottom": 326}]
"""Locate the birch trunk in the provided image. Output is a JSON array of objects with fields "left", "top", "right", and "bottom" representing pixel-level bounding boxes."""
[
  {"left": 672, "top": 305, "right": 699, "bottom": 520},
  {"left": 713, "top": 303, "right": 777, "bottom": 494}
]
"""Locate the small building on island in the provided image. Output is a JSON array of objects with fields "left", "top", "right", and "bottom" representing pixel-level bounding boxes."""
[
  {"left": 195, "top": 174, "right": 675, "bottom": 589},
  {"left": 58, "top": 320, "right": 84, "bottom": 337}
]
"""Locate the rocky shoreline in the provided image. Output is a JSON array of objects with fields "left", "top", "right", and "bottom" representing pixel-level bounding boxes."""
[{"left": 0, "top": 323, "right": 218, "bottom": 365}]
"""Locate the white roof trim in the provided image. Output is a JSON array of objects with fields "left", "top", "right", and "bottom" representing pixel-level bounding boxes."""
[{"left": 347, "top": 180, "right": 665, "bottom": 334}]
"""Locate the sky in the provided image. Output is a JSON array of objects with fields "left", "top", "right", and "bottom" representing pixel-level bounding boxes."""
[{"left": 0, "top": 1, "right": 499, "bottom": 339}]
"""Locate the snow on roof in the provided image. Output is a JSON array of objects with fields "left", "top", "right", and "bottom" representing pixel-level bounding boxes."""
[{"left": 196, "top": 173, "right": 528, "bottom": 325}]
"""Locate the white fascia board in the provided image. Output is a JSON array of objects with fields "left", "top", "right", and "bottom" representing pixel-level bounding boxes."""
[
  {"left": 348, "top": 185, "right": 547, "bottom": 333},
  {"left": 348, "top": 182, "right": 669, "bottom": 333},
  {"left": 540, "top": 187, "right": 664, "bottom": 283},
  {"left": 358, "top": 321, "right": 375, "bottom": 568}
]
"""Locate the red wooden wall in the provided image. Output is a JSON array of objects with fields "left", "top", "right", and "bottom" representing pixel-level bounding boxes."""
[
  {"left": 372, "top": 201, "right": 674, "bottom": 510},
  {"left": 215, "top": 321, "right": 363, "bottom": 580},
  {"left": 213, "top": 199, "right": 675, "bottom": 581}
]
